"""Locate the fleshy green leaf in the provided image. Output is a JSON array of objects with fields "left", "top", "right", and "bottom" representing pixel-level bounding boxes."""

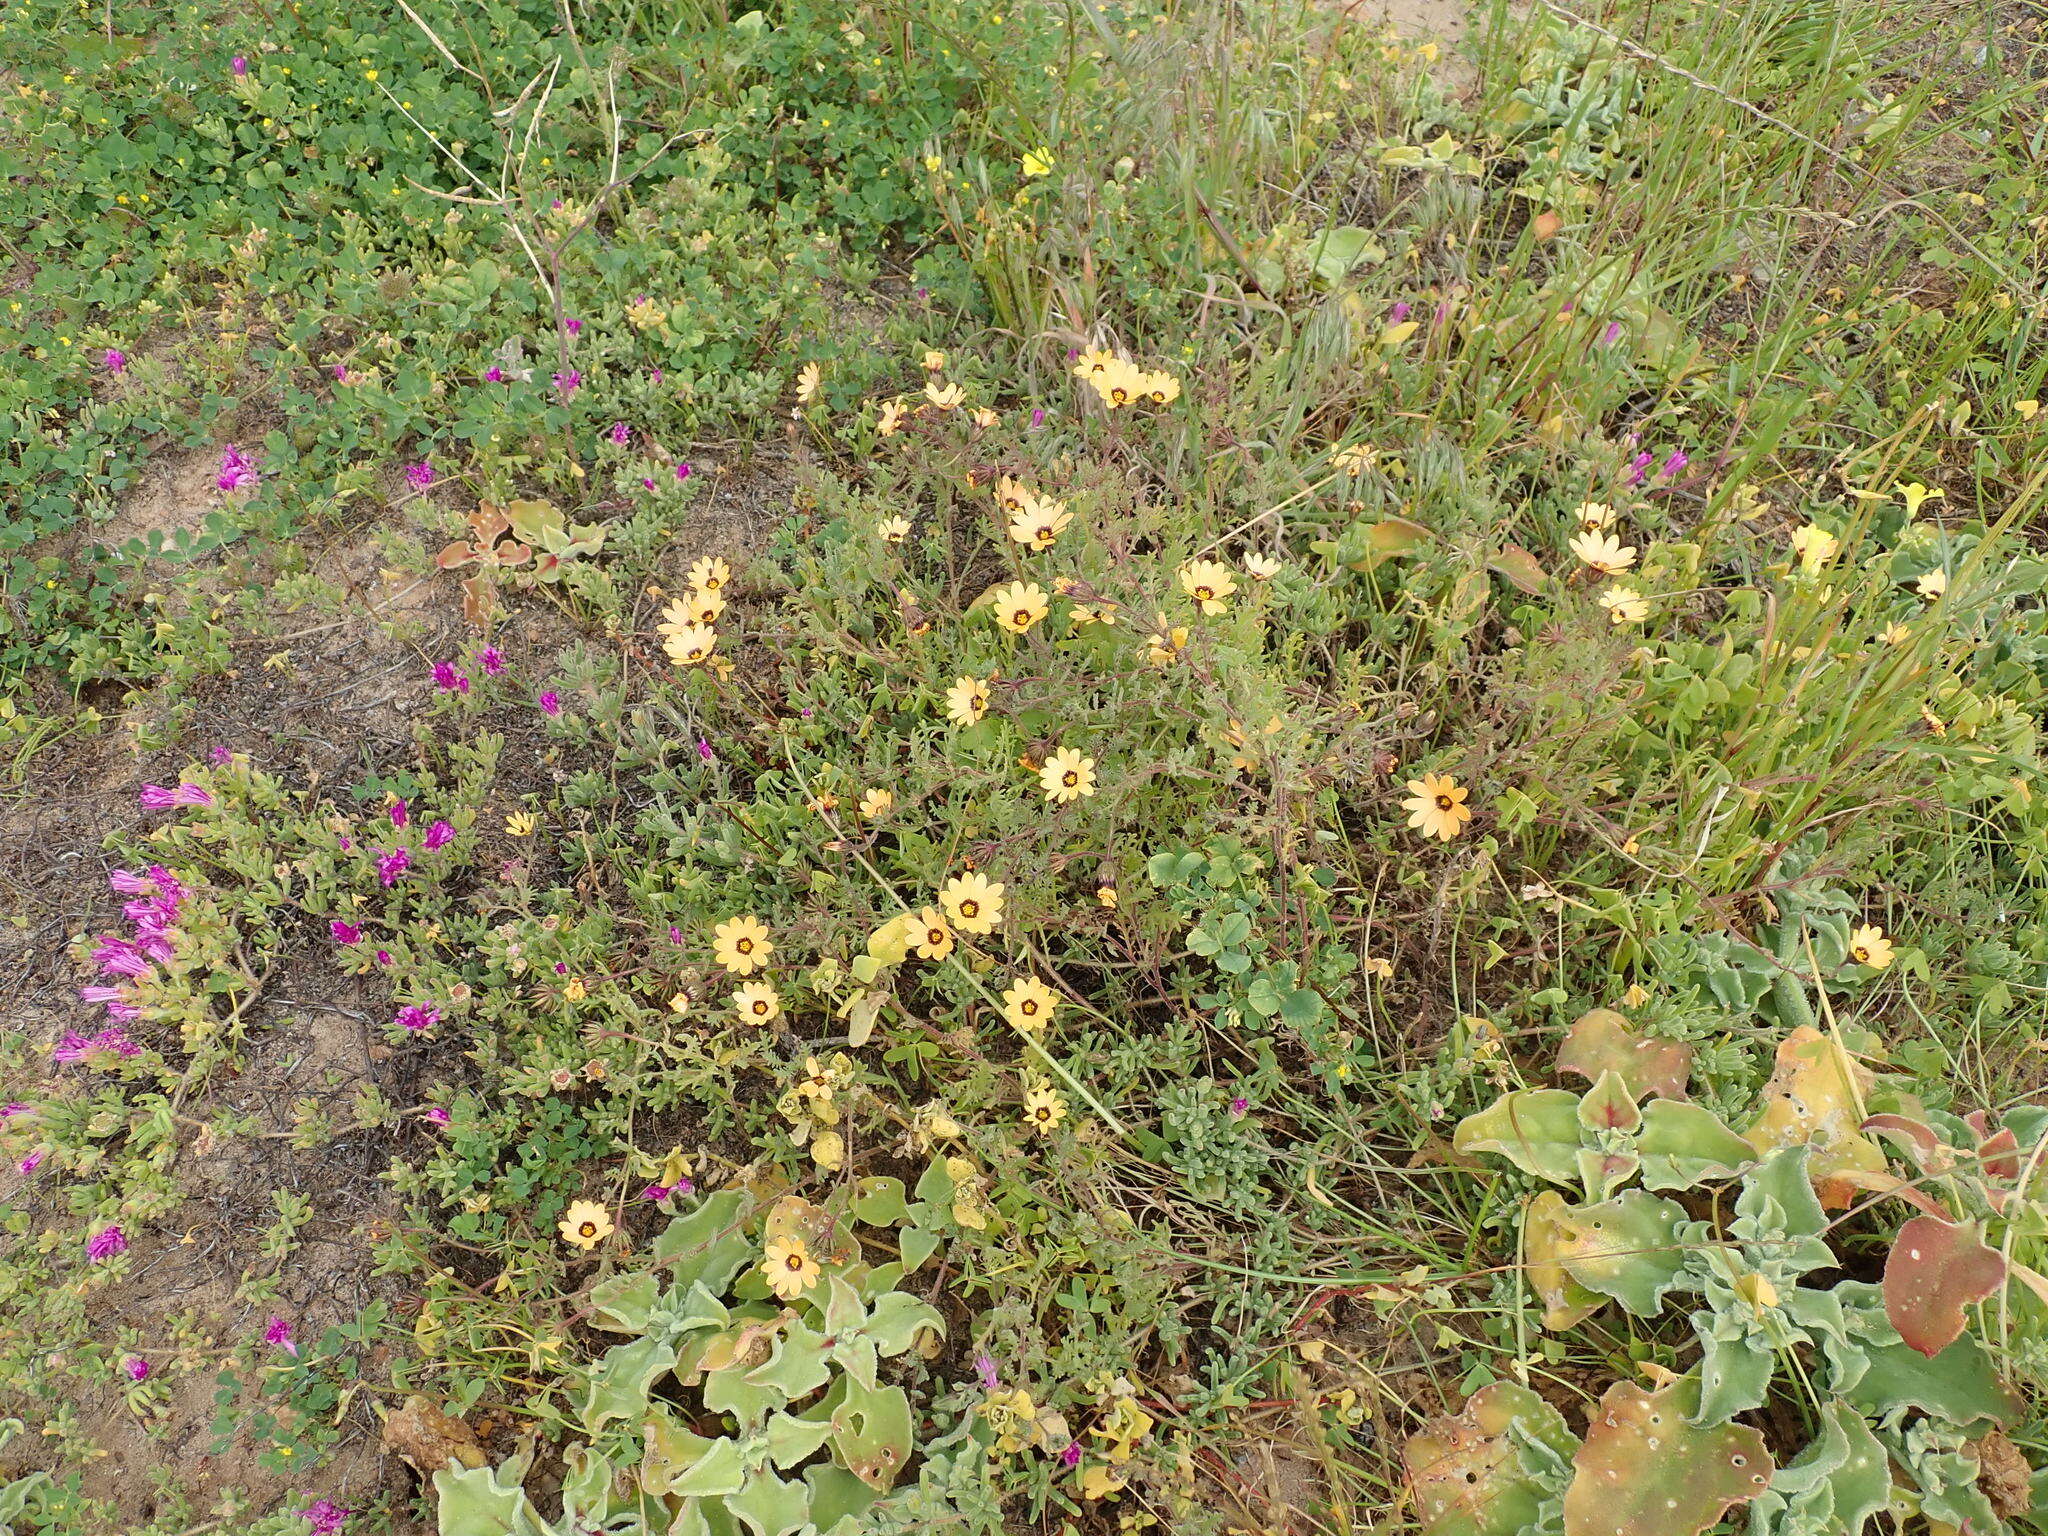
[
  {"left": 1547, "top": 1191, "right": 1689, "bottom": 1317},
  {"left": 1406, "top": 1381, "right": 1578, "bottom": 1536},
  {"left": 580, "top": 1336, "right": 678, "bottom": 1434},
  {"left": 1638, "top": 1101, "right": 1754, "bottom": 1190},
  {"left": 1454, "top": 1090, "right": 1585, "bottom": 1185},
  {"left": 1565, "top": 1376, "right": 1773, "bottom": 1536}
]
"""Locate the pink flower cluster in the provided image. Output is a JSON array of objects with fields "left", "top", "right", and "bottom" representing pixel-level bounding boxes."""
[
  {"left": 217, "top": 444, "right": 261, "bottom": 493},
  {"left": 76, "top": 864, "right": 187, "bottom": 1029}
]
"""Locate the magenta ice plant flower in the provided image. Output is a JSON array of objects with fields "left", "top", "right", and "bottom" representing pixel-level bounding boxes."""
[
  {"left": 389, "top": 800, "right": 409, "bottom": 829},
  {"left": 217, "top": 444, "right": 260, "bottom": 493},
  {"left": 553, "top": 370, "right": 581, "bottom": 398},
  {"left": 484, "top": 366, "right": 504, "bottom": 383},
  {"left": 431, "top": 660, "right": 469, "bottom": 694},
  {"left": 609, "top": 421, "right": 631, "bottom": 446},
  {"left": 124, "top": 1357, "right": 150, "bottom": 1382},
  {"left": 139, "top": 783, "right": 213, "bottom": 809},
  {"left": 425, "top": 1107, "right": 451, "bottom": 1126},
  {"left": 265, "top": 1316, "right": 298, "bottom": 1356},
  {"left": 330, "top": 920, "right": 362, "bottom": 944},
  {"left": 231, "top": 55, "right": 248, "bottom": 75},
  {"left": 87, "top": 1225, "right": 129, "bottom": 1262},
  {"left": 376, "top": 848, "right": 412, "bottom": 887},
  {"left": 539, "top": 691, "right": 562, "bottom": 717},
  {"left": 423, "top": 820, "right": 455, "bottom": 851},
  {"left": 300, "top": 1499, "right": 351, "bottom": 1535},
  {"left": 393, "top": 1004, "right": 439, "bottom": 1034},
  {"left": 19, "top": 1151, "right": 45, "bottom": 1175},
  {"left": 104, "top": 348, "right": 127, "bottom": 374},
  {"left": 404, "top": 460, "right": 435, "bottom": 490},
  {"left": 478, "top": 645, "right": 506, "bottom": 676}
]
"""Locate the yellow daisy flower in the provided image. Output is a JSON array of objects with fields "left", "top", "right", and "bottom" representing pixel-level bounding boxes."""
[
  {"left": 1142, "top": 618, "right": 1188, "bottom": 667},
  {"left": 986, "top": 581, "right": 1050, "bottom": 634},
  {"left": 1001, "top": 975, "right": 1058, "bottom": 1031},
  {"left": 1137, "top": 369, "right": 1180, "bottom": 405},
  {"left": 1568, "top": 530, "right": 1636, "bottom": 575},
  {"left": 668, "top": 990, "right": 692, "bottom": 1016},
  {"left": 733, "top": 981, "right": 782, "bottom": 1024},
  {"left": 994, "top": 475, "right": 1034, "bottom": 514},
  {"left": 1573, "top": 500, "right": 1617, "bottom": 533},
  {"left": 1599, "top": 584, "right": 1649, "bottom": 624},
  {"left": 1071, "top": 347, "right": 1118, "bottom": 380},
  {"left": 858, "top": 788, "right": 894, "bottom": 819},
  {"left": 1006, "top": 494, "right": 1073, "bottom": 550},
  {"left": 924, "top": 379, "right": 965, "bottom": 410},
  {"left": 1848, "top": 924, "right": 1895, "bottom": 971},
  {"left": 877, "top": 515, "right": 912, "bottom": 543},
  {"left": 877, "top": 399, "right": 907, "bottom": 436},
  {"left": 558, "top": 1199, "right": 613, "bottom": 1250},
  {"left": 795, "top": 361, "right": 821, "bottom": 403},
  {"left": 712, "top": 916, "right": 774, "bottom": 975},
  {"left": 921, "top": 350, "right": 947, "bottom": 372},
  {"left": 946, "top": 675, "right": 992, "bottom": 727},
  {"left": 1088, "top": 359, "right": 1145, "bottom": 410},
  {"left": 1401, "top": 773, "right": 1472, "bottom": 841},
  {"left": 939, "top": 872, "right": 1005, "bottom": 934},
  {"left": 663, "top": 622, "right": 719, "bottom": 667},
  {"left": 684, "top": 588, "right": 725, "bottom": 625},
  {"left": 687, "top": 556, "right": 730, "bottom": 594},
  {"left": 909, "top": 907, "right": 955, "bottom": 961},
  {"left": 1179, "top": 559, "right": 1237, "bottom": 615},
  {"left": 1040, "top": 748, "right": 1097, "bottom": 803},
  {"left": 761, "top": 1236, "right": 821, "bottom": 1299},
  {"left": 1915, "top": 569, "right": 1947, "bottom": 600},
  {"left": 1242, "top": 552, "right": 1282, "bottom": 580},
  {"left": 1022, "top": 1085, "right": 1067, "bottom": 1134}
]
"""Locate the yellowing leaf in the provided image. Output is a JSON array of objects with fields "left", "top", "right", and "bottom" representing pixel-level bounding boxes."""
[{"left": 1742, "top": 1026, "right": 1886, "bottom": 1208}]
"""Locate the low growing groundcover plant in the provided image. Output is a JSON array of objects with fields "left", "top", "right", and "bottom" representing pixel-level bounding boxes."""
[{"left": 3, "top": 0, "right": 2048, "bottom": 1532}]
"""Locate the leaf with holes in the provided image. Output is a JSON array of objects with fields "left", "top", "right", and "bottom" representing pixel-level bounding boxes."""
[
  {"left": 1557, "top": 1010, "right": 1691, "bottom": 1100},
  {"left": 1564, "top": 1376, "right": 1773, "bottom": 1536},
  {"left": 1406, "top": 1381, "right": 1578, "bottom": 1536},
  {"left": 1884, "top": 1215, "right": 2006, "bottom": 1357},
  {"left": 1454, "top": 1090, "right": 1585, "bottom": 1185},
  {"left": 1544, "top": 1190, "right": 1690, "bottom": 1318},
  {"left": 1526, "top": 1193, "right": 1606, "bottom": 1331},
  {"left": 1742, "top": 1027, "right": 1886, "bottom": 1209}
]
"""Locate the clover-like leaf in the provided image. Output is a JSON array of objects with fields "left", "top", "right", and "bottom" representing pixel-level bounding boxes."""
[
  {"left": 1558, "top": 1010, "right": 1691, "bottom": 1100},
  {"left": 1883, "top": 1215, "right": 2006, "bottom": 1357},
  {"left": 1405, "top": 1381, "right": 1578, "bottom": 1536},
  {"left": 1743, "top": 1027, "right": 1886, "bottom": 1209},
  {"left": 1454, "top": 1089, "right": 1585, "bottom": 1185},
  {"left": 1564, "top": 1375, "right": 1773, "bottom": 1536}
]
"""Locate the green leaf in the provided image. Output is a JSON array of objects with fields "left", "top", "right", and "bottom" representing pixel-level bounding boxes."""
[
  {"left": 1577, "top": 1071, "right": 1643, "bottom": 1136},
  {"left": 667, "top": 1434, "right": 747, "bottom": 1499},
  {"left": 654, "top": 1191, "right": 755, "bottom": 1296},
  {"left": 1840, "top": 1334, "right": 2021, "bottom": 1426},
  {"left": 826, "top": 1376, "right": 915, "bottom": 1490},
  {"left": 431, "top": 1457, "right": 548, "bottom": 1536},
  {"left": 586, "top": 1271, "right": 659, "bottom": 1334},
  {"left": 580, "top": 1336, "right": 678, "bottom": 1434},
  {"left": 747, "top": 1324, "right": 833, "bottom": 1402},
  {"left": 762, "top": 1410, "right": 835, "bottom": 1470},
  {"left": 1547, "top": 1190, "right": 1689, "bottom": 1317},
  {"left": 1454, "top": 1090, "right": 1585, "bottom": 1184},
  {"left": 724, "top": 1467, "right": 813, "bottom": 1536},
  {"left": 852, "top": 1177, "right": 909, "bottom": 1227},
  {"left": 1747, "top": 1402, "right": 1890, "bottom": 1536},
  {"left": 1638, "top": 1101, "right": 1755, "bottom": 1190}
]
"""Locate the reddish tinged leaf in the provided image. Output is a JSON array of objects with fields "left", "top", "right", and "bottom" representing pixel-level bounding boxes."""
[
  {"left": 1564, "top": 1376, "right": 1773, "bottom": 1536},
  {"left": 1558, "top": 1009, "right": 1691, "bottom": 1100},
  {"left": 1885, "top": 1215, "right": 2007, "bottom": 1357},
  {"left": 1488, "top": 543, "right": 1547, "bottom": 595},
  {"left": 1978, "top": 1127, "right": 2021, "bottom": 1182},
  {"left": 1862, "top": 1112, "right": 1941, "bottom": 1165}
]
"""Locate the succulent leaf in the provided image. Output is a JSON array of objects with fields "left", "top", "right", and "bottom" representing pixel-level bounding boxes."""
[
  {"left": 1883, "top": 1215, "right": 2007, "bottom": 1357},
  {"left": 1564, "top": 1376, "right": 1773, "bottom": 1536},
  {"left": 1544, "top": 1190, "right": 1689, "bottom": 1317},
  {"left": 1637, "top": 1100, "right": 1753, "bottom": 1189},
  {"left": 1454, "top": 1089, "right": 1585, "bottom": 1185},
  {"left": 1557, "top": 1009, "right": 1691, "bottom": 1100},
  {"left": 1742, "top": 1027, "right": 1886, "bottom": 1209},
  {"left": 1745, "top": 1402, "right": 1890, "bottom": 1536},
  {"left": 1405, "top": 1381, "right": 1576, "bottom": 1536}
]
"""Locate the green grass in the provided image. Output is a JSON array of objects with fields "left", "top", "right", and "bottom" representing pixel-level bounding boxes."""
[{"left": 3, "top": 0, "right": 2047, "bottom": 1532}]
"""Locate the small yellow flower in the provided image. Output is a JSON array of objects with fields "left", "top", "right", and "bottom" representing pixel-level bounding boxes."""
[
  {"left": 1332, "top": 443, "right": 1378, "bottom": 474},
  {"left": 795, "top": 361, "right": 821, "bottom": 403},
  {"left": 972, "top": 407, "right": 999, "bottom": 430},
  {"left": 946, "top": 675, "right": 992, "bottom": 727},
  {"left": 668, "top": 991, "right": 692, "bottom": 1016},
  {"left": 1848, "top": 924, "right": 1895, "bottom": 971},
  {"left": 663, "top": 622, "right": 719, "bottom": 667},
  {"left": 1179, "top": 559, "right": 1237, "bottom": 615},
  {"left": 563, "top": 976, "right": 587, "bottom": 1002},
  {"left": 909, "top": 907, "right": 955, "bottom": 961},
  {"left": 1002, "top": 975, "right": 1058, "bottom": 1031},
  {"left": 1599, "top": 583, "right": 1649, "bottom": 624},
  {"left": 688, "top": 556, "right": 731, "bottom": 594},
  {"left": 1879, "top": 621, "right": 1912, "bottom": 646},
  {"left": 1040, "top": 748, "right": 1097, "bottom": 803},
  {"left": 877, "top": 399, "right": 907, "bottom": 436},
  {"left": 1136, "top": 369, "right": 1180, "bottom": 405},
  {"left": 1142, "top": 618, "right": 1189, "bottom": 667},
  {"left": 558, "top": 1199, "right": 613, "bottom": 1250},
  {"left": 924, "top": 379, "right": 965, "bottom": 410},
  {"left": 761, "top": 1236, "right": 821, "bottom": 1298},
  {"left": 505, "top": 811, "right": 539, "bottom": 837},
  {"left": 810, "top": 1130, "right": 845, "bottom": 1171},
  {"left": 921, "top": 350, "right": 947, "bottom": 372},
  {"left": 1022, "top": 1084, "right": 1067, "bottom": 1134},
  {"left": 1401, "top": 773, "right": 1472, "bottom": 842},
  {"left": 858, "top": 788, "right": 894, "bottom": 819},
  {"left": 1574, "top": 500, "right": 1617, "bottom": 532},
  {"left": 2016, "top": 400, "right": 2039, "bottom": 421},
  {"left": 939, "top": 872, "right": 1005, "bottom": 935},
  {"left": 1070, "top": 347, "right": 1117, "bottom": 380},
  {"left": 1363, "top": 956, "right": 1394, "bottom": 979},
  {"left": 994, "top": 475, "right": 1034, "bottom": 514},
  {"left": 986, "top": 580, "right": 1050, "bottom": 634},
  {"left": 1790, "top": 523, "right": 1839, "bottom": 572},
  {"left": 1568, "top": 530, "right": 1636, "bottom": 575},
  {"left": 1897, "top": 482, "right": 1943, "bottom": 519},
  {"left": 1915, "top": 568, "right": 1947, "bottom": 600},
  {"left": 734, "top": 981, "right": 783, "bottom": 1024},
  {"left": 1242, "top": 552, "right": 1283, "bottom": 580},
  {"left": 1006, "top": 493, "right": 1073, "bottom": 550},
  {"left": 877, "top": 515, "right": 913, "bottom": 544},
  {"left": 713, "top": 916, "right": 774, "bottom": 976},
  {"left": 1021, "top": 146, "right": 1054, "bottom": 178},
  {"left": 1087, "top": 359, "right": 1145, "bottom": 410}
]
